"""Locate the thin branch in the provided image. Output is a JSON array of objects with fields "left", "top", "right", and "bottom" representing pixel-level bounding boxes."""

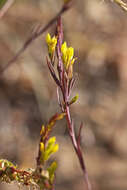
[
  {"left": 112, "top": 0, "right": 127, "bottom": 11},
  {"left": 0, "top": 0, "right": 14, "bottom": 19},
  {"left": 0, "top": 1, "right": 72, "bottom": 74}
]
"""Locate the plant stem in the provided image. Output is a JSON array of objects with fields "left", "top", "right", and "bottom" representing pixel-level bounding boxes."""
[{"left": 65, "top": 103, "right": 92, "bottom": 190}]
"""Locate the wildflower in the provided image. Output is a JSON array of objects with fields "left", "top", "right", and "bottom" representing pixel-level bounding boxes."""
[
  {"left": 46, "top": 33, "right": 57, "bottom": 58},
  {"left": 61, "top": 42, "right": 77, "bottom": 78}
]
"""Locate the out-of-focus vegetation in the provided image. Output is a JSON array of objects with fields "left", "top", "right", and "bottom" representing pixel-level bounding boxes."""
[
  {"left": 0, "top": 0, "right": 7, "bottom": 9},
  {"left": 0, "top": 0, "right": 127, "bottom": 190}
]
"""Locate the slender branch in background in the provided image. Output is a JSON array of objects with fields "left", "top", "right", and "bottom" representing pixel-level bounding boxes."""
[
  {"left": 0, "top": 0, "right": 14, "bottom": 19},
  {"left": 46, "top": 17, "right": 92, "bottom": 190},
  {"left": 0, "top": 1, "right": 73, "bottom": 74},
  {"left": 112, "top": 0, "right": 127, "bottom": 11}
]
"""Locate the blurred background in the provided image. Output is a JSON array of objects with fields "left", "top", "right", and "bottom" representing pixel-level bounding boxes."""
[{"left": 0, "top": 0, "right": 127, "bottom": 189}]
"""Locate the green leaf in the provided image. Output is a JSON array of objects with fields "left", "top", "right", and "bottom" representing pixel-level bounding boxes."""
[{"left": 69, "top": 94, "right": 79, "bottom": 105}]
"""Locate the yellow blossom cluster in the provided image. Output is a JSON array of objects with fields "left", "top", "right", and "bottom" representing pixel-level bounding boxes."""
[
  {"left": 61, "top": 42, "right": 76, "bottom": 70},
  {"left": 46, "top": 33, "right": 77, "bottom": 78},
  {"left": 46, "top": 33, "right": 57, "bottom": 58}
]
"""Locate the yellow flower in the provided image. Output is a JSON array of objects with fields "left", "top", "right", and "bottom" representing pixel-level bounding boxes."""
[
  {"left": 67, "top": 47, "right": 74, "bottom": 61},
  {"left": 46, "top": 33, "right": 57, "bottom": 58},
  {"left": 61, "top": 42, "right": 67, "bottom": 65},
  {"left": 61, "top": 41, "right": 76, "bottom": 70},
  {"left": 46, "top": 33, "right": 51, "bottom": 44}
]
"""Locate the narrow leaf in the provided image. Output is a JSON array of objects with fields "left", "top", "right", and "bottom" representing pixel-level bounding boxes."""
[
  {"left": 69, "top": 94, "right": 79, "bottom": 105},
  {"left": 46, "top": 57, "right": 61, "bottom": 87}
]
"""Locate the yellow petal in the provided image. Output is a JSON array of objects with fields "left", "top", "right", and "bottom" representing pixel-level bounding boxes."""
[
  {"left": 46, "top": 33, "right": 51, "bottom": 44},
  {"left": 52, "top": 144, "right": 59, "bottom": 153},
  {"left": 70, "top": 57, "right": 77, "bottom": 65},
  {"left": 48, "top": 136, "right": 56, "bottom": 145},
  {"left": 40, "top": 142, "right": 44, "bottom": 152},
  {"left": 52, "top": 36, "right": 57, "bottom": 45},
  {"left": 61, "top": 42, "right": 67, "bottom": 54},
  {"left": 67, "top": 47, "right": 74, "bottom": 61}
]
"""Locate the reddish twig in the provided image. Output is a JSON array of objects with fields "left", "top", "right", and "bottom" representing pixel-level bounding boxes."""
[
  {"left": 46, "top": 16, "right": 92, "bottom": 190},
  {"left": 65, "top": 105, "right": 91, "bottom": 190}
]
